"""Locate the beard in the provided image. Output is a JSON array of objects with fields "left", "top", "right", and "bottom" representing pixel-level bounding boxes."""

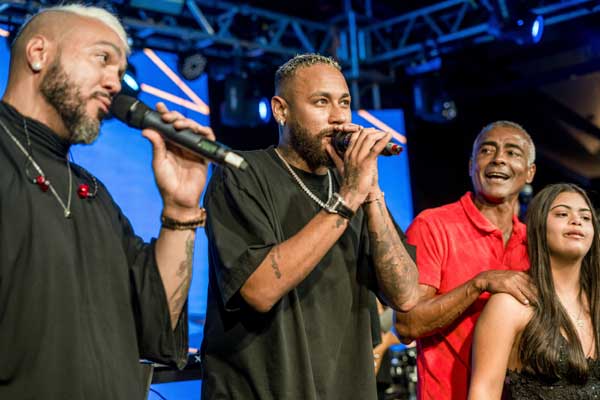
[
  {"left": 288, "top": 119, "right": 334, "bottom": 171},
  {"left": 40, "top": 58, "right": 105, "bottom": 144}
]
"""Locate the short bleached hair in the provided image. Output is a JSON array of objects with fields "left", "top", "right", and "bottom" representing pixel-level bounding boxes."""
[
  {"left": 14, "top": 4, "right": 130, "bottom": 54},
  {"left": 275, "top": 53, "right": 341, "bottom": 95}
]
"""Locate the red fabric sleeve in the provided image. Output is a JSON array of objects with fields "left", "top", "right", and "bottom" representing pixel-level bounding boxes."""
[{"left": 406, "top": 214, "right": 446, "bottom": 291}]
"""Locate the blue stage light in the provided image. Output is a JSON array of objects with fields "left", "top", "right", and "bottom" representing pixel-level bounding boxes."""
[
  {"left": 120, "top": 65, "right": 141, "bottom": 98},
  {"left": 221, "top": 77, "right": 272, "bottom": 127},
  {"left": 258, "top": 98, "right": 271, "bottom": 122},
  {"left": 489, "top": 10, "right": 544, "bottom": 46},
  {"left": 531, "top": 16, "right": 544, "bottom": 43},
  {"left": 123, "top": 72, "right": 139, "bottom": 92}
]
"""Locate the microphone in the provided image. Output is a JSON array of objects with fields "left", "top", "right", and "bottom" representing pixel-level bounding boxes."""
[
  {"left": 332, "top": 131, "right": 403, "bottom": 156},
  {"left": 110, "top": 94, "right": 248, "bottom": 170}
]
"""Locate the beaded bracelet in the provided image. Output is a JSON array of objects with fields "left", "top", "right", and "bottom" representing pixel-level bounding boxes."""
[{"left": 161, "top": 208, "right": 206, "bottom": 230}]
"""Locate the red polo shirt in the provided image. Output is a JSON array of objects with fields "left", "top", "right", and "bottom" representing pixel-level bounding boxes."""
[{"left": 406, "top": 192, "right": 529, "bottom": 400}]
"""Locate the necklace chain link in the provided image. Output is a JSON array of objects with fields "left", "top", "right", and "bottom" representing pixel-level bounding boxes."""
[
  {"left": 0, "top": 118, "right": 73, "bottom": 218},
  {"left": 274, "top": 148, "right": 332, "bottom": 208}
]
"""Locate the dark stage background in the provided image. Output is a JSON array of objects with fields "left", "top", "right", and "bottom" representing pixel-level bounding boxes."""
[{"left": 2, "top": 1, "right": 600, "bottom": 399}]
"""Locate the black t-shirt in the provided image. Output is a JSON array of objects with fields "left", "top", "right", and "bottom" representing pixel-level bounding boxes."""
[
  {"left": 0, "top": 102, "right": 187, "bottom": 399},
  {"left": 201, "top": 147, "right": 405, "bottom": 400}
]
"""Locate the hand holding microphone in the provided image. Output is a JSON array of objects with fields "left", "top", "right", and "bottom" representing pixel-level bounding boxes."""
[
  {"left": 332, "top": 126, "right": 402, "bottom": 157},
  {"left": 326, "top": 125, "right": 396, "bottom": 210},
  {"left": 110, "top": 94, "right": 248, "bottom": 170}
]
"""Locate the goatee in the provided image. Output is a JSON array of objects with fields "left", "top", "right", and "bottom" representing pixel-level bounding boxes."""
[
  {"left": 40, "top": 58, "right": 103, "bottom": 144},
  {"left": 288, "top": 119, "right": 334, "bottom": 171}
]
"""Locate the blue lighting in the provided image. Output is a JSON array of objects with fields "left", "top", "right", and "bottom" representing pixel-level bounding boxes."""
[
  {"left": 258, "top": 97, "right": 271, "bottom": 122},
  {"left": 517, "top": 19, "right": 524, "bottom": 26},
  {"left": 123, "top": 72, "right": 140, "bottom": 92},
  {"left": 531, "top": 16, "right": 544, "bottom": 43}
]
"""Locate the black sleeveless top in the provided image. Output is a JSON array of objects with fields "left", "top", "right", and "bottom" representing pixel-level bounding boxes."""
[{"left": 507, "top": 350, "right": 600, "bottom": 399}]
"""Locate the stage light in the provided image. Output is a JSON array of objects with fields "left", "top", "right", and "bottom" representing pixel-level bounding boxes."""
[
  {"left": 488, "top": 3, "right": 544, "bottom": 46},
  {"left": 178, "top": 51, "right": 207, "bottom": 81},
  {"left": 221, "top": 76, "right": 272, "bottom": 127},
  {"left": 121, "top": 65, "right": 141, "bottom": 98},
  {"left": 531, "top": 16, "right": 544, "bottom": 43},
  {"left": 258, "top": 98, "right": 271, "bottom": 123},
  {"left": 501, "top": 13, "right": 543, "bottom": 45},
  {"left": 413, "top": 77, "right": 457, "bottom": 124}
]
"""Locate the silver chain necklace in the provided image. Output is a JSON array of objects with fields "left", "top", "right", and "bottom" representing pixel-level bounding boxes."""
[
  {"left": 0, "top": 118, "right": 73, "bottom": 218},
  {"left": 274, "top": 148, "right": 332, "bottom": 208}
]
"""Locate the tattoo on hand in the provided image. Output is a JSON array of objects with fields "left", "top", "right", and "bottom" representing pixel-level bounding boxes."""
[
  {"left": 345, "top": 164, "right": 360, "bottom": 191},
  {"left": 377, "top": 201, "right": 387, "bottom": 218}
]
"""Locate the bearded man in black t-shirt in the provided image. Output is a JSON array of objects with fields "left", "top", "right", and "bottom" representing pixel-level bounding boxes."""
[{"left": 201, "top": 53, "right": 421, "bottom": 400}]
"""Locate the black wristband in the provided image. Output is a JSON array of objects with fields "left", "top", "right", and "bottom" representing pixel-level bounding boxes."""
[
  {"left": 324, "top": 192, "right": 355, "bottom": 220},
  {"left": 161, "top": 208, "right": 206, "bottom": 230}
]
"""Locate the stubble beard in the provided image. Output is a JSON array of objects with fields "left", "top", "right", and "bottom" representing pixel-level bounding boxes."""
[
  {"left": 40, "top": 58, "right": 104, "bottom": 144},
  {"left": 288, "top": 119, "right": 334, "bottom": 171}
]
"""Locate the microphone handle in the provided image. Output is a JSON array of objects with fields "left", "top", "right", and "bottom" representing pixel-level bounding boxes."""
[
  {"left": 334, "top": 133, "right": 402, "bottom": 156},
  {"left": 142, "top": 110, "right": 247, "bottom": 170}
]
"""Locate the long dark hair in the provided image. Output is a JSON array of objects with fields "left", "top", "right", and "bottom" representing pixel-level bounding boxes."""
[{"left": 519, "top": 183, "right": 600, "bottom": 383}]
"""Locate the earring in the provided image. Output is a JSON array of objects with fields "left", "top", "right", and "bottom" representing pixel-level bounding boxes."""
[
  {"left": 31, "top": 62, "right": 42, "bottom": 72},
  {"left": 279, "top": 120, "right": 285, "bottom": 127}
]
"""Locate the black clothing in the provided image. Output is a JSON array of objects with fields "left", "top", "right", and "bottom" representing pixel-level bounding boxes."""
[
  {"left": 0, "top": 102, "right": 187, "bottom": 399},
  {"left": 201, "top": 147, "right": 411, "bottom": 400},
  {"left": 507, "top": 344, "right": 600, "bottom": 399}
]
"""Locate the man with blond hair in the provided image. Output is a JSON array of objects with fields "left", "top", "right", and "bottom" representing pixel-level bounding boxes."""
[
  {"left": 0, "top": 5, "right": 213, "bottom": 398},
  {"left": 201, "top": 53, "right": 420, "bottom": 399}
]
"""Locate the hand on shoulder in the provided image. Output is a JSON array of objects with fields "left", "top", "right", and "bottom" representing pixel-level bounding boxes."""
[{"left": 484, "top": 292, "right": 534, "bottom": 330}]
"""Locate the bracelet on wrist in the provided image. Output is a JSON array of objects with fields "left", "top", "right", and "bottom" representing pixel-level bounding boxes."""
[
  {"left": 161, "top": 208, "right": 206, "bottom": 230},
  {"left": 324, "top": 192, "right": 355, "bottom": 220},
  {"left": 364, "top": 191, "right": 385, "bottom": 205}
]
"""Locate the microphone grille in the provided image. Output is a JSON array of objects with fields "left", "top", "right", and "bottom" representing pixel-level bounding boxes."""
[{"left": 110, "top": 94, "right": 149, "bottom": 129}]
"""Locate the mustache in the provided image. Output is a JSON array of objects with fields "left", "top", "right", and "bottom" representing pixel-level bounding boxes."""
[
  {"left": 91, "top": 92, "right": 112, "bottom": 120},
  {"left": 318, "top": 127, "right": 338, "bottom": 139},
  {"left": 91, "top": 91, "right": 112, "bottom": 102}
]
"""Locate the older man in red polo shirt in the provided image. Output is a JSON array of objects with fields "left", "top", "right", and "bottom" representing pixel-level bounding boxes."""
[{"left": 395, "top": 121, "right": 537, "bottom": 400}]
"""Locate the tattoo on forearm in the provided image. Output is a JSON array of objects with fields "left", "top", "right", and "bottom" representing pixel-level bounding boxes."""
[
  {"left": 336, "top": 217, "right": 345, "bottom": 228},
  {"left": 270, "top": 247, "right": 282, "bottom": 279},
  {"left": 369, "top": 210, "right": 418, "bottom": 307},
  {"left": 169, "top": 234, "right": 194, "bottom": 325}
]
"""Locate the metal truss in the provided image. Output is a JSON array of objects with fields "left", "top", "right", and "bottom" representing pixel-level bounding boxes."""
[
  {"left": 354, "top": 0, "right": 600, "bottom": 68},
  {"left": 0, "top": 0, "right": 599, "bottom": 77},
  {"left": 0, "top": 0, "right": 335, "bottom": 60}
]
